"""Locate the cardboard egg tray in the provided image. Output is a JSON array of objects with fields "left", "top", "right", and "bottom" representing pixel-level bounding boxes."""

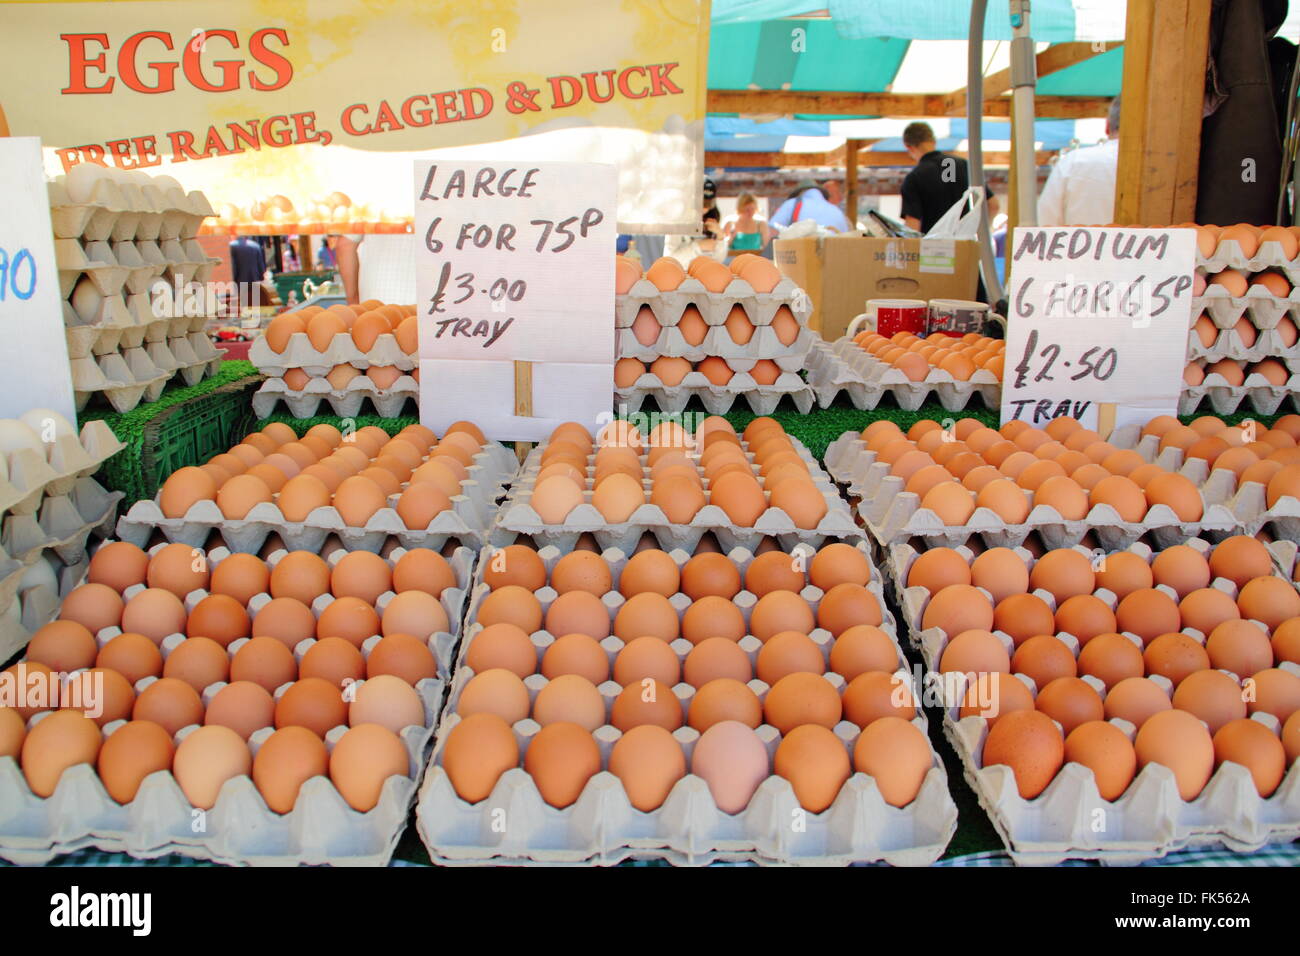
[
  {"left": 0, "top": 420, "right": 123, "bottom": 518},
  {"left": 415, "top": 542, "right": 958, "bottom": 866},
  {"left": 888, "top": 538, "right": 1300, "bottom": 864},
  {"left": 1197, "top": 238, "right": 1300, "bottom": 279},
  {"left": 1192, "top": 287, "right": 1298, "bottom": 331},
  {"left": 616, "top": 275, "right": 812, "bottom": 331},
  {"left": 614, "top": 373, "right": 815, "bottom": 417},
  {"left": 1177, "top": 376, "right": 1300, "bottom": 417},
  {"left": 251, "top": 375, "right": 420, "bottom": 420},
  {"left": 116, "top": 439, "right": 518, "bottom": 555},
  {"left": 0, "top": 541, "right": 474, "bottom": 866},
  {"left": 47, "top": 178, "right": 214, "bottom": 244},
  {"left": 1184, "top": 305, "right": 1300, "bottom": 365},
  {"left": 805, "top": 338, "right": 1001, "bottom": 413},
  {"left": 249, "top": 332, "right": 414, "bottom": 378},
  {"left": 0, "top": 549, "right": 89, "bottom": 664},
  {"left": 491, "top": 436, "right": 862, "bottom": 554},
  {"left": 1, "top": 476, "right": 120, "bottom": 569},
  {"left": 615, "top": 322, "right": 814, "bottom": 366},
  {"left": 823, "top": 431, "right": 1241, "bottom": 551}
]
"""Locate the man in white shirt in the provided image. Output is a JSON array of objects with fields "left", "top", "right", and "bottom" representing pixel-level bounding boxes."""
[
  {"left": 769, "top": 181, "right": 851, "bottom": 233},
  {"left": 334, "top": 233, "right": 418, "bottom": 305},
  {"left": 1037, "top": 97, "right": 1121, "bottom": 226}
]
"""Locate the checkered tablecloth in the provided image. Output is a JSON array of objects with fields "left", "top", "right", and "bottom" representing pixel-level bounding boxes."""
[{"left": 7, "top": 842, "right": 1298, "bottom": 868}]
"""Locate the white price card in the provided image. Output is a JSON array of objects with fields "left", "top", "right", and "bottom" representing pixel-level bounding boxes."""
[
  {"left": 413, "top": 160, "right": 616, "bottom": 441},
  {"left": 0, "top": 137, "right": 75, "bottom": 424},
  {"left": 1001, "top": 227, "right": 1196, "bottom": 431}
]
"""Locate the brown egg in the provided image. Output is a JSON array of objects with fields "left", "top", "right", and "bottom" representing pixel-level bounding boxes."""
[
  {"left": 611, "top": 679, "right": 682, "bottom": 731},
  {"left": 1238, "top": 576, "right": 1300, "bottom": 631},
  {"left": 159, "top": 467, "right": 218, "bottom": 519},
  {"left": 458, "top": 668, "right": 530, "bottom": 724},
  {"left": 940, "top": 629, "right": 1011, "bottom": 674},
  {"left": 1064, "top": 720, "right": 1136, "bottom": 801},
  {"left": 251, "top": 597, "right": 316, "bottom": 650},
  {"left": 1077, "top": 633, "right": 1145, "bottom": 689},
  {"left": 59, "top": 667, "right": 132, "bottom": 726},
  {"left": 441, "top": 713, "right": 519, "bottom": 803},
  {"left": 618, "top": 550, "right": 679, "bottom": 598},
  {"left": 381, "top": 590, "right": 450, "bottom": 640},
  {"left": 1135, "top": 708, "right": 1214, "bottom": 800},
  {"left": 252, "top": 725, "right": 329, "bottom": 814},
  {"left": 688, "top": 678, "right": 763, "bottom": 731},
  {"left": 1248, "top": 668, "right": 1300, "bottom": 722},
  {"left": 56, "top": 583, "right": 122, "bottom": 636},
  {"left": 678, "top": 596, "right": 745, "bottom": 645},
  {"left": 1144, "top": 632, "right": 1211, "bottom": 685},
  {"left": 87, "top": 541, "right": 150, "bottom": 592},
  {"left": 1115, "top": 589, "right": 1182, "bottom": 646},
  {"left": 992, "top": 593, "right": 1055, "bottom": 647},
  {"left": 981, "top": 709, "right": 1064, "bottom": 798},
  {"left": 1177, "top": 588, "right": 1240, "bottom": 637},
  {"left": 1205, "top": 619, "right": 1273, "bottom": 677},
  {"left": 19, "top": 709, "right": 101, "bottom": 797},
  {"left": 1213, "top": 718, "right": 1286, "bottom": 797},
  {"left": 1275, "top": 618, "right": 1300, "bottom": 665},
  {"left": 96, "top": 632, "right": 163, "bottom": 684},
  {"left": 675, "top": 637, "right": 746, "bottom": 686},
  {"left": 764, "top": 672, "right": 841, "bottom": 733},
  {"left": 1104, "top": 676, "right": 1172, "bottom": 728},
  {"left": 922, "top": 584, "right": 994, "bottom": 635},
  {"left": 314, "top": 596, "right": 378, "bottom": 648},
  {"left": 907, "top": 549, "right": 972, "bottom": 592},
  {"left": 612, "top": 592, "right": 676, "bottom": 642},
  {"left": 523, "top": 721, "right": 601, "bottom": 809},
  {"left": 613, "top": 636, "right": 681, "bottom": 686},
  {"left": 773, "top": 724, "right": 851, "bottom": 813},
  {"left": 540, "top": 634, "right": 610, "bottom": 686},
  {"left": 147, "top": 541, "right": 211, "bottom": 597},
  {"left": 750, "top": 590, "right": 815, "bottom": 642},
  {"left": 608, "top": 724, "right": 686, "bottom": 812},
  {"left": 1036, "top": 676, "right": 1105, "bottom": 734},
  {"left": 1012, "top": 634, "right": 1078, "bottom": 689},
  {"left": 973, "top": 478, "right": 1030, "bottom": 523},
  {"left": 745, "top": 551, "right": 805, "bottom": 596},
  {"left": 466, "top": 624, "right": 537, "bottom": 679},
  {"left": 827, "top": 625, "right": 897, "bottom": 681},
  {"left": 680, "top": 553, "right": 742, "bottom": 600},
  {"left": 1172, "top": 669, "right": 1246, "bottom": 733},
  {"left": 274, "top": 678, "right": 349, "bottom": 738},
  {"left": 478, "top": 585, "right": 543, "bottom": 633},
  {"left": 1095, "top": 551, "right": 1153, "bottom": 599},
  {"left": 299, "top": 636, "right": 366, "bottom": 686},
  {"left": 850, "top": 716, "right": 931, "bottom": 807},
  {"left": 96, "top": 720, "right": 175, "bottom": 804},
  {"left": 969, "top": 548, "right": 1028, "bottom": 604},
  {"left": 1208, "top": 536, "right": 1274, "bottom": 588},
  {"left": 162, "top": 636, "right": 229, "bottom": 693},
  {"left": 478, "top": 545, "right": 543, "bottom": 592},
  {"left": 1029, "top": 549, "right": 1095, "bottom": 603},
  {"left": 1149, "top": 545, "right": 1210, "bottom": 599},
  {"left": 121, "top": 588, "right": 188, "bottom": 644},
  {"left": 132, "top": 677, "right": 203, "bottom": 736},
  {"left": 367, "top": 634, "right": 437, "bottom": 685}
]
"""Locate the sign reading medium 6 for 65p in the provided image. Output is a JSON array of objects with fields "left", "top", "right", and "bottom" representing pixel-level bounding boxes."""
[
  {"left": 414, "top": 160, "right": 616, "bottom": 442},
  {"left": 1001, "top": 227, "right": 1196, "bottom": 431}
]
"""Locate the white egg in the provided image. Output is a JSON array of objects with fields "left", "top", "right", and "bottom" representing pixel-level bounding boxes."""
[
  {"left": 70, "top": 276, "right": 105, "bottom": 322},
  {"left": 19, "top": 408, "right": 75, "bottom": 445}
]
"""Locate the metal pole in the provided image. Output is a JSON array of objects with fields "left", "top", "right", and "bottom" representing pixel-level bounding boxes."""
[
  {"left": 1009, "top": 0, "right": 1038, "bottom": 227},
  {"left": 967, "top": 0, "right": 1005, "bottom": 305}
]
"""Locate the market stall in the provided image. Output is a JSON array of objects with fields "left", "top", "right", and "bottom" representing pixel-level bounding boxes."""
[{"left": 0, "top": 0, "right": 1298, "bottom": 889}]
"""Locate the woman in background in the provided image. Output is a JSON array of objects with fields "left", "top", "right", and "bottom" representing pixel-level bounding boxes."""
[{"left": 723, "top": 193, "right": 774, "bottom": 260}]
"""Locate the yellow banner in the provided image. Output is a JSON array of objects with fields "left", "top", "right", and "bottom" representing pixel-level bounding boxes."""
[{"left": 0, "top": 0, "right": 710, "bottom": 232}]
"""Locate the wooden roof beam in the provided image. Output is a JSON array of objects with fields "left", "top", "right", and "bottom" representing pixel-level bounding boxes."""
[
  {"left": 707, "top": 89, "right": 1112, "bottom": 119},
  {"left": 944, "top": 41, "right": 1121, "bottom": 116}
]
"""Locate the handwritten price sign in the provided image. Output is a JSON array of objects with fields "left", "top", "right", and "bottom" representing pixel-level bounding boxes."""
[
  {"left": 414, "top": 160, "right": 615, "bottom": 440},
  {"left": 0, "top": 137, "right": 74, "bottom": 423},
  {"left": 1000, "top": 227, "right": 1196, "bottom": 430}
]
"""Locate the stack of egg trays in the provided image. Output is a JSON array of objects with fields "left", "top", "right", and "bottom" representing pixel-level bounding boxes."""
[
  {"left": 805, "top": 337, "right": 1000, "bottom": 413},
  {"left": 889, "top": 537, "right": 1300, "bottom": 865},
  {"left": 115, "top": 439, "right": 519, "bottom": 555},
  {"left": 249, "top": 330, "right": 416, "bottom": 377},
  {"left": 822, "top": 431, "right": 1242, "bottom": 553},
  {"left": 251, "top": 376, "right": 420, "bottom": 419},
  {"left": 0, "top": 420, "right": 126, "bottom": 659},
  {"left": 491, "top": 435, "right": 863, "bottom": 554},
  {"left": 415, "top": 541, "right": 958, "bottom": 866},
  {"left": 51, "top": 179, "right": 222, "bottom": 413},
  {"left": 615, "top": 273, "right": 815, "bottom": 416},
  {"left": 0, "top": 542, "right": 472, "bottom": 866}
]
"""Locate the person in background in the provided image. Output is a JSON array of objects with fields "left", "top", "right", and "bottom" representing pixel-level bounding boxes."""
[
  {"left": 1037, "top": 96, "right": 1121, "bottom": 226},
  {"left": 769, "top": 181, "right": 850, "bottom": 232},
  {"left": 900, "top": 122, "right": 997, "bottom": 233},
  {"left": 335, "top": 234, "right": 417, "bottom": 305},
  {"left": 723, "top": 192, "right": 775, "bottom": 259},
  {"left": 317, "top": 236, "right": 337, "bottom": 269},
  {"left": 228, "top": 235, "right": 267, "bottom": 309}
]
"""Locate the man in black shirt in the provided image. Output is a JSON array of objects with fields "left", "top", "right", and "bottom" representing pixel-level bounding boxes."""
[{"left": 899, "top": 122, "right": 998, "bottom": 233}]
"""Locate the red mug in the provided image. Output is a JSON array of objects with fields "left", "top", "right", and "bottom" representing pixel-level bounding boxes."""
[{"left": 869, "top": 298, "right": 927, "bottom": 337}]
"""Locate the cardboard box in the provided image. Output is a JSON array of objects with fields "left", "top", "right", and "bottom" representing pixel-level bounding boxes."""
[{"left": 774, "top": 235, "right": 980, "bottom": 341}]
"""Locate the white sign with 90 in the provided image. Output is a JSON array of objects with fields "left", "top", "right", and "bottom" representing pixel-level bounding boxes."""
[
  {"left": 1000, "top": 226, "right": 1196, "bottom": 430},
  {"left": 0, "top": 137, "right": 75, "bottom": 424}
]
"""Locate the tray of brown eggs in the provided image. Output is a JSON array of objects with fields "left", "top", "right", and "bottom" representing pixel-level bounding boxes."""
[
  {"left": 810, "top": 332, "right": 1004, "bottom": 413},
  {"left": 491, "top": 417, "right": 862, "bottom": 554},
  {"left": 615, "top": 254, "right": 809, "bottom": 331},
  {"left": 0, "top": 538, "right": 470, "bottom": 866},
  {"left": 825, "top": 416, "right": 1241, "bottom": 552},
  {"left": 891, "top": 533, "right": 1300, "bottom": 865},
  {"left": 613, "top": 357, "right": 815, "bottom": 417},
  {"left": 118, "top": 420, "right": 514, "bottom": 555},
  {"left": 415, "top": 540, "right": 958, "bottom": 866}
]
